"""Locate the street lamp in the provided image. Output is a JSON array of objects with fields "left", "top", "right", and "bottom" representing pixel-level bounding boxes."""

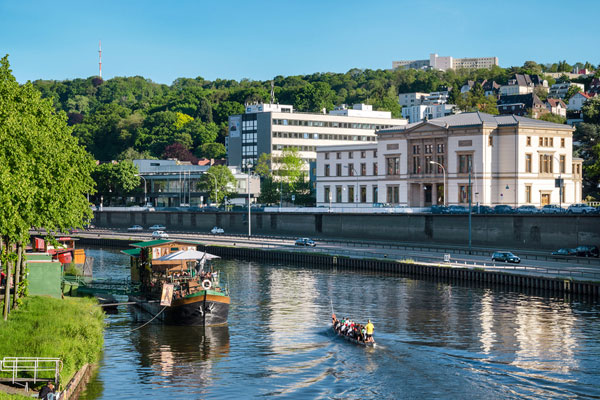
[
  {"left": 206, "top": 172, "right": 218, "bottom": 206},
  {"left": 135, "top": 174, "right": 147, "bottom": 206},
  {"left": 429, "top": 161, "right": 446, "bottom": 207},
  {"left": 343, "top": 165, "right": 359, "bottom": 207}
]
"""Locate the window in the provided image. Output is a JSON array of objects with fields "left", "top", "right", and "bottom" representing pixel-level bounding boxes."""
[
  {"left": 348, "top": 151, "right": 354, "bottom": 159},
  {"left": 561, "top": 138, "right": 565, "bottom": 148},
  {"left": 336, "top": 152, "right": 341, "bottom": 159},
  {"left": 437, "top": 143, "right": 445, "bottom": 153},
  {"left": 525, "top": 185, "right": 531, "bottom": 203},
  {"left": 325, "top": 152, "right": 329, "bottom": 160},
  {"left": 386, "top": 157, "right": 400, "bottom": 175},
  {"left": 458, "top": 185, "right": 470, "bottom": 203},
  {"left": 372, "top": 186, "right": 378, "bottom": 203},
  {"left": 488, "top": 136, "right": 493, "bottom": 146},
  {"left": 336, "top": 164, "right": 342, "bottom": 176},
  {"left": 560, "top": 155, "right": 565, "bottom": 174},
  {"left": 413, "top": 145, "right": 420, "bottom": 154},
  {"left": 336, "top": 186, "right": 342, "bottom": 202},
  {"left": 425, "top": 144, "right": 433, "bottom": 154},
  {"left": 425, "top": 156, "right": 433, "bottom": 173},
  {"left": 373, "top": 162, "right": 378, "bottom": 176},
  {"left": 412, "top": 156, "right": 420, "bottom": 174},
  {"left": 527, "top": 136, "right": 531, "bottom": 146},
  {"left": 386, "top": 185, "right": 399, "bottom": 203},
  {"left": 539, "top": 154, "right": 553, "bottom": 174},
  {"left": 458, "top": 154, "right": 472, "bottom": 173},
  {"left": 373, "top": 150, "right": 377, "bottom": 157},
  {"left": 360, "top": 163, "right": 366, "bottom": 176},
  {"left": 550, "top": 138, "right": 554, "bottom": 147},
  {"left": 361, "top": 151, "right": 366, "bottom": 158},
  {"left": 539, "top": 137, "right": 543, "bottom": 146},
  {"left": 348, "top": 164, "right": 354, "bottom": 176},
  {"left": 525, "top": 154, "right": 532, "bottom": 173},
  {"left": 360, "top": 186, "right": 367, "bottom": 203},
  {"left": 324, "top": 186, "right": 330, "bottom": 203},
  {"left": 324, "top": 164, "right": 330, "bottom": 177},
  {"left": 435, "top": 155, "right": 444, "bottom": 173},
  {"left": 348, "top": 186, "right": 354, "bottom": 203}
]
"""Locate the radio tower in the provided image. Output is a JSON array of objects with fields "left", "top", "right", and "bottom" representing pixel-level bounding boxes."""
[{"left": 98, "top": 41, "right": 102, "bottom": 78}]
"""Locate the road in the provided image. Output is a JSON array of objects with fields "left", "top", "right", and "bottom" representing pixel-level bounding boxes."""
[{"left": 68, "top": 228, "right": 600, "bottom": 282}]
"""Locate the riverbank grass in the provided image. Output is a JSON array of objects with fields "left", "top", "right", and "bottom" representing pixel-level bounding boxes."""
[{"left": 0, "top": 296, "right": 104, "bottom": 387}]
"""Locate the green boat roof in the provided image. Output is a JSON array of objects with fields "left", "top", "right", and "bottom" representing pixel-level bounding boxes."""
[
  {"left": 130, "top": 239, "right": 204, "bottom": 248},
  {"left": 121, "top": 248, "right": 141, "bottom": 257}
]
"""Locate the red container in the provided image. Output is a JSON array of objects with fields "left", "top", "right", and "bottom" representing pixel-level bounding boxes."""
[{"left": 57, "top": 252, "right": 72, "bottom": 264}]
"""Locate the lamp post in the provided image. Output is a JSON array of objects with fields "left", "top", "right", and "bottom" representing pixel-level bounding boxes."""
[
  {"left": 206, "top": 172, "right": 217, "bottom": 206},
  {"left": 135, "top": 174, "right": 147, "bottom": 206},
  {"left": 429, "top": 161, "right": 446, "bottom": 207},
  {"left": 344, "top": 165, "right": 359, "bottom": 207}
]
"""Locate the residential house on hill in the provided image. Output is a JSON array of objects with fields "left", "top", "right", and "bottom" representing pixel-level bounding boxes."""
[
  {"left": 548, "top": 82, "right": 585, "bottom": 99},
  {"left": 545, "top": 98, "right": 567, "bottom": 117},
  {"left": 497, "top": 93, "right": 547, "bottom": 118},
  {"left": 568, "top": 92, "right": 595, "bottom": 111},
  {"left": 499, "top": 74, "right": 548, "bottom": 96}
]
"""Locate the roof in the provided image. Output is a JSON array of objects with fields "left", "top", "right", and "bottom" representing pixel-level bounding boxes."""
[
  {"left": 377, "top": 111, "right": 573, "bottom": 134},
  {"left": 121, "top": 248, "right": 141, "bottom": 257},
  {"left": 546, "top": 98, "right": 566, "bottom": 107},
  {"left": 129, "top": 239, "right": 204, "bottom": 248},
  {"left": 497, "top": 93, "right": 544, "bottom": 108}
]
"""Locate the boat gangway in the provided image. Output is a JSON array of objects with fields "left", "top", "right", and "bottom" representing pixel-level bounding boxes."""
[{"left": 62, "top": 276, "right": 141, "bottom": 295}]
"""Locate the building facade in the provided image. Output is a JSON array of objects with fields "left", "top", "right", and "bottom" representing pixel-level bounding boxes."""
[
  {"left": 227, "top": 103, "right": 407, "bottom": 174},
  {"left": 316, "top": 112, "right": 581, "bottom": 208},
  {"left": 548, "top": 82, "right": 585, "bottom": 99},
  {"left": 393, "top": 53, "right": 498, "bottom": 71}
]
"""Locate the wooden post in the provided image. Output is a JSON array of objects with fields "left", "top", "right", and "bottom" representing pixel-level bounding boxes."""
[
  {"left": 13, "top": 243, "right": 22, "bottom": 309},
  {"left": 3, "top": 238, "right": 12, "bottom": 320}
]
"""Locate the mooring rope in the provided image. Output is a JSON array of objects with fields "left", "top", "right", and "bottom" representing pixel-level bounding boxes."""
[{"left": 128, "top": 305, "right": 168, "bottom": 332}]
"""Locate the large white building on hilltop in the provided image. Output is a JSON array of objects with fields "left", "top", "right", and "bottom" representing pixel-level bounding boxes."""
[
  {"left": 227, "top": 103, "right": 407, "bottom": 174},
  {"left": 316, "top": 112, "right": 582, "bottom": 208},
  {"left": 393, "top": 53, "right": 498, "bottom": 71}
]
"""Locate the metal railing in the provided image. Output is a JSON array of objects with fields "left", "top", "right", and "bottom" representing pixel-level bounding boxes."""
[{"left": 0, "top": 357, "right": 62, "bottom": 384}]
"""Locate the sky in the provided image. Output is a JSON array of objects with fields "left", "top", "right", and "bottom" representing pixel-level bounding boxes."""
[{"left": 1, "top": 0, "right": 599, "bottom": 85}]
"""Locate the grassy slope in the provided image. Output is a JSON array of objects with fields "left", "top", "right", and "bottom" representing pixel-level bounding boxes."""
[{"left": 0, "top": 296, "right": 104, "bottom": 393}]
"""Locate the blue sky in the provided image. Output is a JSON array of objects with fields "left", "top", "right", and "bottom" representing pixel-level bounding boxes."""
[{"left": 1, "top": 0, "right": 598, "bottom": 84}]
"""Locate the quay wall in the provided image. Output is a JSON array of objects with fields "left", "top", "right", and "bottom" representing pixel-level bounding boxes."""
[
  {"left": 77, "top": 236, "right": 600, "bottom": 300},
  {"left": 93, "top": 211, "right": 600, "bottom": 251}
]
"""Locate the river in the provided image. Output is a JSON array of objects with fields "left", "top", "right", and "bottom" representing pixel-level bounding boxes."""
[{"left": 78, "top": 248, "right": 600, "bottom": 399}]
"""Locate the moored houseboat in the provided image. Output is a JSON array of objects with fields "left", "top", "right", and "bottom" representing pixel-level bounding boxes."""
[{"left": 122, "top": 239, "right": 229, "bottom": 326}]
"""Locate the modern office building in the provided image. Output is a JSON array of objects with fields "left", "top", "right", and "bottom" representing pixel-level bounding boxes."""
[
  {"left": 393, "top": 53, "right": 498, "bottom": 71},
  {"left": 227, "top": 103, "right": 407, "bottom": 174},
  {"left": 315, "top": 112, "right": 582, "bottom": 208}
]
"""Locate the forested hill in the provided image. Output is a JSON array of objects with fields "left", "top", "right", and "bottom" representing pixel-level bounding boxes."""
[{"left": 32, "top": 61, "right": 595, "bottom": 163}]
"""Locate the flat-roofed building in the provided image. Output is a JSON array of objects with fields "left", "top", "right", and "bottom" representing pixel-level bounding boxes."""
[
  {"left": 316, "top": 112, "right": 581, "bottom": 208},
  {"left": 227, "top": 103, "right": 407, "bottom": 174}
]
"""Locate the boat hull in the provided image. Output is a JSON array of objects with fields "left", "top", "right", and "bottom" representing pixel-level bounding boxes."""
[
  {"left": 333, "top": 326, "right": 376, "bottom": 347},
  {"left": 130, "top": 293, "right": 229, "bottom": 326}
]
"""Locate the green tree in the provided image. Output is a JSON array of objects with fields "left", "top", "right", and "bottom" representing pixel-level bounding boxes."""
[
  {"left": 197, "top": 142, "right": 226, "bottom": 159},
  {"left": 564, "top": 85, "right": 582, "bottom": 102},
  {"left": 200, "top": 165, "right": 236, "bottom": 206},
  {"left": 538, "top": 113, "right": 566, "bottom": 124},
  {"left": 582, "top": 97, "right": 600, "bottom": 124},
  {"left": 91, "top": 161, "right": 139, "bottom": 205},
  {"left": 573, "top": 123, "right": 600, "bottom": 199},
  {"left": 0, "top": 55, "right": 95, "bottom": 317},
  {"left": 277, "top": 147, "right": 305, "bottom": 193}
]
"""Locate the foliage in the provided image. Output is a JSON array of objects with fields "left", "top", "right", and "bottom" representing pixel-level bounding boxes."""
[
  {"left": 564, "top": 85, "right": 582, "bottom": 102},
  {"left": 162, "top": 143, "right": 198, "bottom": 163},
  {"left": 197, "top": 142, "right": 226, "bottom": 159},
  {"left": 0, "top": 296, "right": 104, "bottom": 387},
  {"left": 200, "top": 165, "right": 236, "bottom": 206},
  {"left": 91, "top": 160, "right": 139, "bottom": 201},
  {"left": 538, "top": 113, "right": 566, "bottom": 124},
  {"left": 455, "top": 83, "right": 498, "bottom": 114},
  {"left": 573, "top": 122, "right": 600, "bottom": 200},
  {"left": 582, "top": 97, "right": 600, "bottom": 125},
  {"left": 258, "top": 176, "right": 281, "bottom": 205},
  {"left": 277, "top": 147, "right": 306, "bottom": 192},
  {"left": 254, "top": 153, "right": 271, "bottom": 178}
]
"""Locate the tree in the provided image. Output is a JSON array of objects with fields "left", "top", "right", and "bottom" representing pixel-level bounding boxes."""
[
  {"left": 538, "top": 113, "right": 566, "bottom": 124},
  {"left": 564, "top": 86, "right": 582, "bottom": 102},
  {"left": 91, "top": 161, "right": 139, "bottom": 204},
  {"left": 197, "top": 142, "right": 226, "bottom": 159},
  {"left": 573, "top": 123, "right": 600, "bottom": 199},
  {"left": 582, "top": 97, "right": 600, "bottom": 124},
  {"left": 116, "top": 147, "right": 156, "bottom": 161},
  {"left": 199, "top": 165, "right": 236, "bottom": 206},
  {"left": 0, "top": 55, "right": 95, "bottom": 317},
  {"left": 162, "top": 142, "right": 198, "bottom": 163}
]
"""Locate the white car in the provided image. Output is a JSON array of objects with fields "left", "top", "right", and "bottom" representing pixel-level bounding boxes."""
[
  {"left": 127, "top": 225, "right": 143, "bottom": 231},
  {"left": 567, "top": 204, "right": 596, "bottom": 214},
  {"left": 211, "top": 226, "right": 224, "bottom": 234},
  {"left": 148, "top": 224, "right": 166, "bottom": 230},
  {"left": 152, "top": 230, "right": 169, "bottom": 239}
]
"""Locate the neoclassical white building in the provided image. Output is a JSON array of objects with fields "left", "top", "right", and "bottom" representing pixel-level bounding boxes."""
[{"left": 316, "top": 112, "right": 582, "bottom": 208}]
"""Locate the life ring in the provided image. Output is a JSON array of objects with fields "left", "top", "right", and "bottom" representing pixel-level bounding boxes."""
[{"left": 202, "top": 279, "right": 212, "bottom": 290}]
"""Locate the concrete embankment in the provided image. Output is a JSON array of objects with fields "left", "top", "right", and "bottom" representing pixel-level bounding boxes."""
[
  {"left": 78, "top": 236, "right": 600, "bottom": 300},
  {"left": 93, "top": 211, "right": 600, "bottom": 252}
]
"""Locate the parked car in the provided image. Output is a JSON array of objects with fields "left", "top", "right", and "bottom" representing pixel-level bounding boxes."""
[
  {"left": 473, "top": 205, "right": 494, "bottom": 214},
  {"left": 493, "top": 205, "right": 514, "bottom": 214},
  {"left": 515, "top": 205, "right": 539, "bottom": 214},
  {"left": 567, "top": 204, "right": 596, "bottom": 214},
  {"left": 447, "top": 205, "right": 469, "bottom": 214},
  {"left": 148, "top": 224, "right": 166, "bottom": 230},
  {"left": 430, "top": 205, "right": 448, "bottom": 214},
  {"left": 541, "top": 205, "right": 564, "bottom": 214},
  {"left": 295, "top": 238, "right": 316, "bottom": 247},
  {"left": 210, "top": 226, "right": 224, "bottom": 234},
  {"left": 152, "top": 230, "right": 169, "bottom": 239},
  {"left": 492, "top": 251, "right": 521, "bottom": 263},
  {"left": 127, "top": 225, "right": 144, "bottom": 231},
  {"left": 551, "top": 248, "right": 577, "bottom": 256},
  {"left": 201, "top": 206, "right": 219, "bottom": 212},
  {"left": 575, "top": 245, "right": 599, "bottom": 257}
]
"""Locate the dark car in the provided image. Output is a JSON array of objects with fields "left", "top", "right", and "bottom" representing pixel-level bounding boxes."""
[
  {"left": 295, "top": 238, "right": 316, "bottom": 247},
  {"left": 201, "top": 206, "right": 220, "bottom": 212},
  {"left": 551, "top": 248, "right": 577, "bottom": 256},
  {"left": 494, "top": 205, "right": 514, "bottom": 214},
  {"left": 473, "top": 205, "right": 494, "bottom": 214},
  {"left": 430, "top": 205, "right": 448, "bottom": 214},
  {"left": 492, "top": 251, "right": 521, "bottom": 263},
  {"left": 447, "top": 205, "right": 469, "bottom": 214},
  {"left": 575, "top": 245, "right": 599, "bottom": 257}
]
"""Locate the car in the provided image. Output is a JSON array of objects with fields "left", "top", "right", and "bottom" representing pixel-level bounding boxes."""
[
  {"left": 551, "top": 248, "right": 577, "bottom": 256},
  {"left": 472, "top": 205, "right": 494, "bottom": 214},
  {"left": 492, "top": 251, "right": 521, "bottom": 263},
  {"left": 148, "top": 224, "right": 166, "bottom": 230},
  {"left": 567, "top": 204, "right": 596, "bottom": 214},
  {"left": 210, "top": 226, "right": 224, "bottom": 234},
  {"left": 541, "top": 205, "right": 565, "bottom": 214},
  {"left": 152, "top": 230, "right": 169, "bottom": 239},
  {"left": 127, "top": 225, "right": 144, "bottom": 231},
  {"left": 295, "top": 238, "right": 316, "bottom": 247},
  {"left": 430, "top": 205, "right": 448, "bottom": 214},
  {"left": 575, "top": 245, "right": 599, "bottom": 258},
  {"left": 201, "top": 206, "right": 219, "bottom": 212},
  {"left": 515, "top": 205, "right": 539, "bottom": 214},
  {"left": 493, "top": 205, "right": 514, "bottom": 214},
  {"left": 447, "top": 205, "right": 469, "bottom": 214}
]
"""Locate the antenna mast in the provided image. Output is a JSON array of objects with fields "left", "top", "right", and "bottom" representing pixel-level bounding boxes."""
[{"left": 98, "top": 41, "right": 102, "bottom": 78}]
